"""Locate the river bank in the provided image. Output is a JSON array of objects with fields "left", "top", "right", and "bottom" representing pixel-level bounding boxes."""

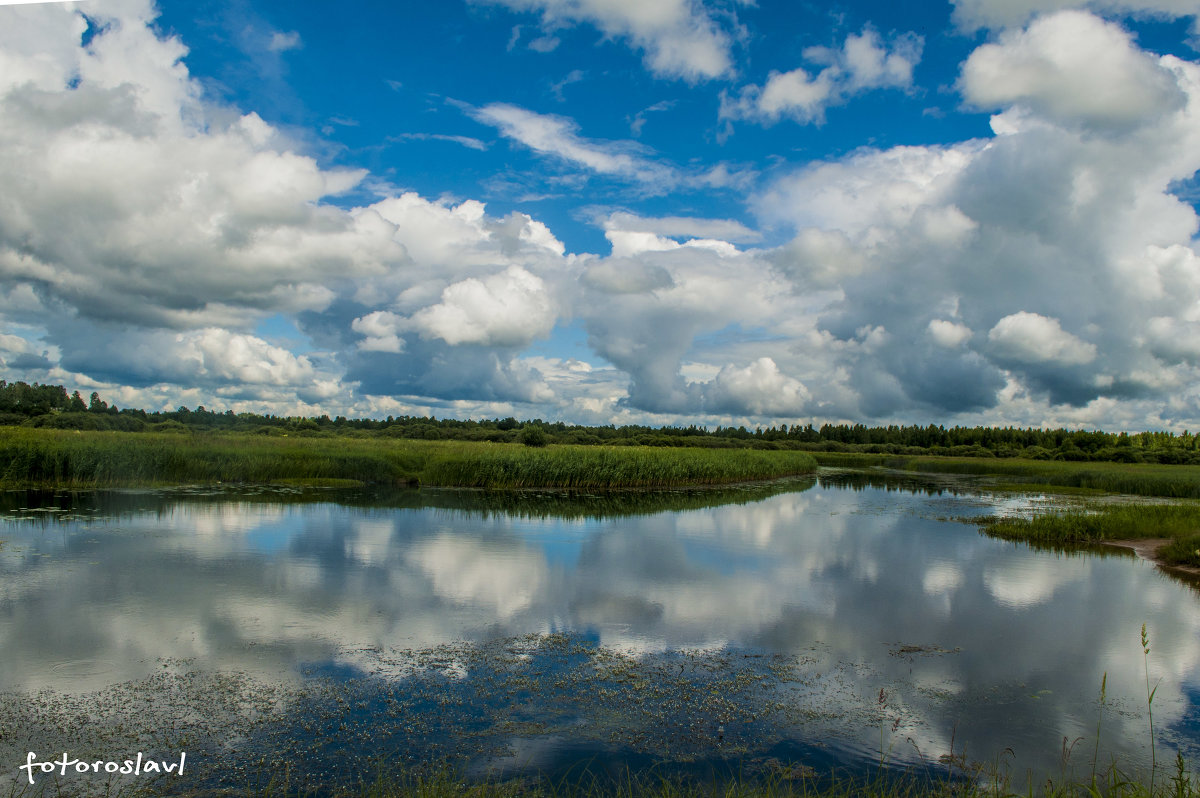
[{"left": 0, "top": 428, "right": 817, "bottom": 490}]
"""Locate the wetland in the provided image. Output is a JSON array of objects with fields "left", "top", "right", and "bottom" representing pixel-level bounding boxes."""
[{"left": 1, "top": 470, "right": 1199, "bottom": 796}]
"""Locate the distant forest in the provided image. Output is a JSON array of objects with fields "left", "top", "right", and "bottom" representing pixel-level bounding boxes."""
[{"left": 3, "top": 379, "right": 1199, "bottom": 465}]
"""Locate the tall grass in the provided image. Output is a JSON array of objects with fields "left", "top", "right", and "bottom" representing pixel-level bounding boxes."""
[
  {"left": 812, "top": 452, "right": 1200, "bottom": 499},
  {"left": 0, "top": 428, "right": 817, "bottom": 490},
  {"left": 420, "top": 442, "right": 817, "bottom": 489},
  {"left": 980, "top": 503, "right": 1200, "bottom": 567}
]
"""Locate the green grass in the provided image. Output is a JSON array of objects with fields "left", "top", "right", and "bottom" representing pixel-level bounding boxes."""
[
  {"left": 811, "top": 452, "right": 1200, "bottom": 499},
  {"left": 419, "top": 442, "right": 817, "bottom": 489},
  {"left": 980, "top": 503, "right": 1200, "bottom": 567},
  {"left": 0, "top": 428, "right": 817, "bottom": 490}
]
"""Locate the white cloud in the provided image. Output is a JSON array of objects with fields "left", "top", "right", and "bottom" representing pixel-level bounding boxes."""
[
  {"left": 470, "top": 103, "right": 677, "bottom": 186},
  {"left": 704, "top": 357, "right": 810, "bottom": 416},
  {"left": 476, "top": 0, "right": 736, "bottom": 82},
  {"left": 186, "top": 329, "right": 318, "bottom": 386},
  {"left": 9, "top": 0, "right": 1200, "bottom": 431},
  {"left": 988, "top": 312, "right": 1098, "bottom": 365},
  {"left": 1146, "top": 316, "right": 1200, "bottom": 364},
  {"left": 0, "top": 3, "right": 402, "bottom": 332},
  {"left": 601, "top": 211, "right": 762, "bottom": 243},
  {"left": 391, "top": 132, "right": 489, "bottom": 151},
  {"left": 721, "top": 28, "right": 923, "bottom": 126},
  {"left": 960, "top": 11, "right": 1186, "bottom": 129},
  {"left": 951, "top": 0, "right": 1200, "bottom": 31},
  {"left": 756, "top": 144, "right": 979, "bottom": 238},
  {"left": 410, "top": 266, "right": 558, "bottom": 347},
  {"left": 748, "top": 14, "right": 1200, "bottom": 420},
  {"left": 928, "top": 319, "right": 973, "bottom": 348},
  {"left": 352, "top": 311, "right": 407, "bottom": 354},
  {"left": 0, "top": 4, "right": 587, "bottom": 410},
  {"left": 267, "top": 31, "right": 301, "bottom": 53}
]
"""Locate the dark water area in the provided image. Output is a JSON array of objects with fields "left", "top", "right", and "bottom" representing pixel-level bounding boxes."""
[{"left": 1, "top": 471, "right": 1198, "bottom": 795}]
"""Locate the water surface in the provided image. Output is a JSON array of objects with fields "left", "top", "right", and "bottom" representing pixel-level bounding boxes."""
[{"left": 1, "top": 473, "right": 1198, "bottom": 793}]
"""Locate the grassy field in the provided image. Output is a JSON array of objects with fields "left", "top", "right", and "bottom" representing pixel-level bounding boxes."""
[{"left": 0, "top": 428, "right": 817, "bottom": 490}]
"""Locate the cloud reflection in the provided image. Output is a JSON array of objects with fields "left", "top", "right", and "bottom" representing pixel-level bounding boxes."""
[{"left": 1, "top": 482, "right": 1198, "bottom": 779}]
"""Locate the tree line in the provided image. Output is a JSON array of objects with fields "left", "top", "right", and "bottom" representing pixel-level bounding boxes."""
[{"left": 2, "top": 379, "right": 1199, "bottom": 464}]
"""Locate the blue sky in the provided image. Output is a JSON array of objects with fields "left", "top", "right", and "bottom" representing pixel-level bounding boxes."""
[{"left": 3, "top": 0, "right": 1200, "bottom": 430}]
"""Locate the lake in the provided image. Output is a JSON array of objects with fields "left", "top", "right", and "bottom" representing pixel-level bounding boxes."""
[{"left": 1, "top": 471, "right": 1198, "bottom": 795}]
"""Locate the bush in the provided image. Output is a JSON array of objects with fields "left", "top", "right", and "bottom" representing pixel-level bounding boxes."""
[{"left": 520, "top": 425, "right": 548, "bottom": 447}]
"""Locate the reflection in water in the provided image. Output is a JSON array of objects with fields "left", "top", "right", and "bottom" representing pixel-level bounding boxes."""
[{"left": 1, "top": 475, "right": 1198, "bottom": 794}]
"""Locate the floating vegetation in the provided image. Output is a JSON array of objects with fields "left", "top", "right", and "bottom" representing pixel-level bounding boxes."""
[{"left": 0, "top": 634, "right": 894, "bottom": 797}]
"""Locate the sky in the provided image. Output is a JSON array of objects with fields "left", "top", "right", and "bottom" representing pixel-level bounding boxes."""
[{"left": 2, "top": 0, "right": 1200, "bottom": 431}]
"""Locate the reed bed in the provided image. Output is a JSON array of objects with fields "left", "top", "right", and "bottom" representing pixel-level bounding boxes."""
[
  {"left": 0, "top": 428, "right": 816, "bottom": 490},
  {"left": 419, "top": 442, "right": 817, "bottom": 488},
  {"left": 811, "top": 452, "right": 1200, "bottom": 499},
  {"left": 981, "top": 503, "right": 1200, "bottom": 567}
]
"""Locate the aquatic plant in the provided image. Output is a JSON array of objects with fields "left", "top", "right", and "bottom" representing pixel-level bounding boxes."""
[
  {"left": 978, "top": 503, "right": 1200, "bottom": 567},
  {"left": 1144, "top": 623, "right": 1160, "bottom": 793},
  {"left": 811, "top": 453, "right": 1200, "bottom": 500}
]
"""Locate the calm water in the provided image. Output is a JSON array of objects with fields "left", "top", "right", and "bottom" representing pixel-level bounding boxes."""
[{"left": 1, "top": 472, "right": 1198, "bottom": 793}]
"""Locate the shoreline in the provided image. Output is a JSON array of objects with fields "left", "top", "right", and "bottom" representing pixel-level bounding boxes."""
[{"left": 1101, "top": 538, "right": 1200, "bottom": 580}]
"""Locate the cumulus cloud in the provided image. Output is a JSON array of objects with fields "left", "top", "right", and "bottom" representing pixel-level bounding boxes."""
[
  {"left": 748, "top": 9, "right": 1200, "bottom": 419},
  {"left": 721, "top": 28, "right": 923, "bottom": 125},
  {"left": 0, "top": 4, "right": 584, "bottom": 414},
  {"left": 951, "top": 0, "right": 1200, "bottom": 31},
  {"left": 987, "top": 312, "right": 1098, "bottom": 365},
  {"left": 352, "top": 311, "right": 406, "bottom": 354},
  {"left": 1145, "top": 316, "right": 1200, "bottom": 364},
  {"left": 410, "top": 266, "right": 558, "bottom": 347},
  {"left": 9, "top": 0, "right": 1200, "bottom": 431},
  {"left": 476, "top": 0, "right": 737, "bottom": 82},
  {"left": 0, "top": 332, "right": 53, "bottom": 370},
  {"left": 704, "top": 357, "right": 810, "bottom": 416},
  {"left": 0, "top": 3, "right": 403, "bottom": 334},
  {"left": 960, "top": 11, "right": 1186, "bottom": 129},
  {"left": 756, "top": 144, "right": 979, "bottom": 239},
  {"left": 50, "top": 324, "right": 334, "bottom": 400},
  {"left": 928, "top": 319, "right": 973, "bottom": 348}
]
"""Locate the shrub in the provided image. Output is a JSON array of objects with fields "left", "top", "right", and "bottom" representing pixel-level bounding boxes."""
[{"left": 520, "top": 425, "right": 548, "bottom": 447}]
